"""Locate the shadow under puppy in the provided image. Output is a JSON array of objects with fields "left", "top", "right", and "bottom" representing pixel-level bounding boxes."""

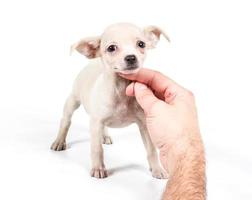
[{"left": 51, "top": 23, "right": 170, "bottom": 179}]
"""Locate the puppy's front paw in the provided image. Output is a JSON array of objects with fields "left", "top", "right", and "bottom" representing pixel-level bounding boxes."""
[
  {"left": 50, "top": 140, "right": 66, "bottom": 151},
  {"left": 102, "top": 135, "right": 113, "bottom": 145},
  {"left": 90, "top": 167, "right": 108, "bottom": 179},
  {"left": 151, "top": 167, "right": 168, "bottom": 179}
]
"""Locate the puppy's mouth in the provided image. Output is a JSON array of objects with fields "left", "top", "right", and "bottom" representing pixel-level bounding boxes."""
[
  {"left": 119, "top": 67, "right": 140, "bottom": 75},
  {"left": 125, "top": 65, "right": 138, "bottom": 70},
  {"left": 114, "top": 65, "right": 140, "bottom": 74}
]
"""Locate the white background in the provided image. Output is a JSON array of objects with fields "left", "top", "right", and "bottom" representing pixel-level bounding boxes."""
[{"left": 0, "top": 0, "right": 252, "bottom": 199}]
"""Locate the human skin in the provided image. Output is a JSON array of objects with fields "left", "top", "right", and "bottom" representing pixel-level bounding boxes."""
[{"left": 119, "top": 68, "right": 206, "bottom": 200}]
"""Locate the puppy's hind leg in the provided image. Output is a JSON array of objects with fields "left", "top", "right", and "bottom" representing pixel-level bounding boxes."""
[
  {"left": 137, "top": 121, "right": 168, "bottom": 179},
  {"left": 51, "top": 95, "right": 80, "bottom": 151}
]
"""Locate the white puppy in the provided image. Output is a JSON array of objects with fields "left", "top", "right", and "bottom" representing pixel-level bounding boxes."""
[{"left": 51, "top": 23, "right": 170, "bottom": 179}]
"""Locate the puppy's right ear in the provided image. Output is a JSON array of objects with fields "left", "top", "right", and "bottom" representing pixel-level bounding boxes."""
[
  {"left": 143, "top": 26, "right": 170, "bottom": 49},
  {"left": 70, "top": 36, "right": 101, "bottom": 59}
]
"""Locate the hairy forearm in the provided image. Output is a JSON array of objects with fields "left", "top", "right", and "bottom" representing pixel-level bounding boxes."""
[{"left": 162, "top": 137, "right": 206, "bottom": 200}]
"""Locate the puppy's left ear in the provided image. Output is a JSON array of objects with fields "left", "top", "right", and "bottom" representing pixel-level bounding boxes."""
[
  {"left": 143, "top": 26, "right": 170, "bottom": 49},
  {"left": 70, "top": 36, "right": 101, "bottom": 59}
]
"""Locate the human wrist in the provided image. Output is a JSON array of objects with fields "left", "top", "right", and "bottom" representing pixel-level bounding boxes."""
[
  {"left": 162, "top": 140, "right": 206, "bottom": 200},
  {"left": 159, "top": 130, "right": 203, "bottom": 173}
]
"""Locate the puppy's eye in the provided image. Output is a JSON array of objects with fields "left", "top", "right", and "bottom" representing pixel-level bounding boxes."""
[
  {"left": 137, "top": 41, "right": 146, "bottom": 48},
  {"left": 107, "top": 45, "right": 117, "bottom": 52}
]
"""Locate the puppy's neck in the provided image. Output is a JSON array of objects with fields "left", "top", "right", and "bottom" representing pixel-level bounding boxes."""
[
  {"left": 103, "top": 68, "right": 131, "bottom": 98},
  {"left": 114, "top": 74, "right": 131, "bottom": 96}
]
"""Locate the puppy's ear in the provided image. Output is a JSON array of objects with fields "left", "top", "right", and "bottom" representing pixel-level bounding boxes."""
[
  {"left": 143, "top": 26, "right": 170, "bottom": 49},
  {"left": 71, "top": 36, "right": 101, "bottom": 58}
]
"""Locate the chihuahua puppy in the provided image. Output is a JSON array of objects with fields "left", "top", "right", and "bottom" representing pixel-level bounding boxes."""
[{"left": 51, "top": 23, "right": 170, "bottom": 179}]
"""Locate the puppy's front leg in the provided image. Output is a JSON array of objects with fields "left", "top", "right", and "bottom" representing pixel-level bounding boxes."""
[
  {"left": 137, "top": 121, "right": 168, "bottom": 179},
  {"left": 90, "top": 119, "right": 108, "bottom": 178},
  {"left": 102, "top": 127, "right": 113, "bottom": 145}
]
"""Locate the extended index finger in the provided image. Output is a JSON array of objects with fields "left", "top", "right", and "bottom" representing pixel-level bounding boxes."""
[{"left": 119, "top": 68, "right": 181, "bottom": 95}]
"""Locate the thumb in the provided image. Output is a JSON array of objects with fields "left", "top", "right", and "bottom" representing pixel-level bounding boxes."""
[{"left": 134, "top": 82, "right": 161, "bottom": 113}]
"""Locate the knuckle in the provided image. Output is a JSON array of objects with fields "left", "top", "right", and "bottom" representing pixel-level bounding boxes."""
[
  {"left": 154, "top": 70, "right": 162, "bottom": 77},
  {"left": 185, "top": 90, "right": 194, "bottom": 98},
  {"left": 188, "top": 90, "right": 194, "bottom": 97}
]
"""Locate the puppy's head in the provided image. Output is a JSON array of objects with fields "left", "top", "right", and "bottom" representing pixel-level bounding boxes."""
[{"left": 71, "top": 23, "right": 170, "bottom": 74}]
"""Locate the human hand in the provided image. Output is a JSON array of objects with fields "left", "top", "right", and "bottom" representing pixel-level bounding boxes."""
[{"left": 119, "top": 69, "right": 201, "bottom": 171}]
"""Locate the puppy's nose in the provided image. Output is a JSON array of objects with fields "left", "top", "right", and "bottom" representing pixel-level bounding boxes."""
[{"left": 124, "top": 55, "right": 137, "bottom": 65}]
